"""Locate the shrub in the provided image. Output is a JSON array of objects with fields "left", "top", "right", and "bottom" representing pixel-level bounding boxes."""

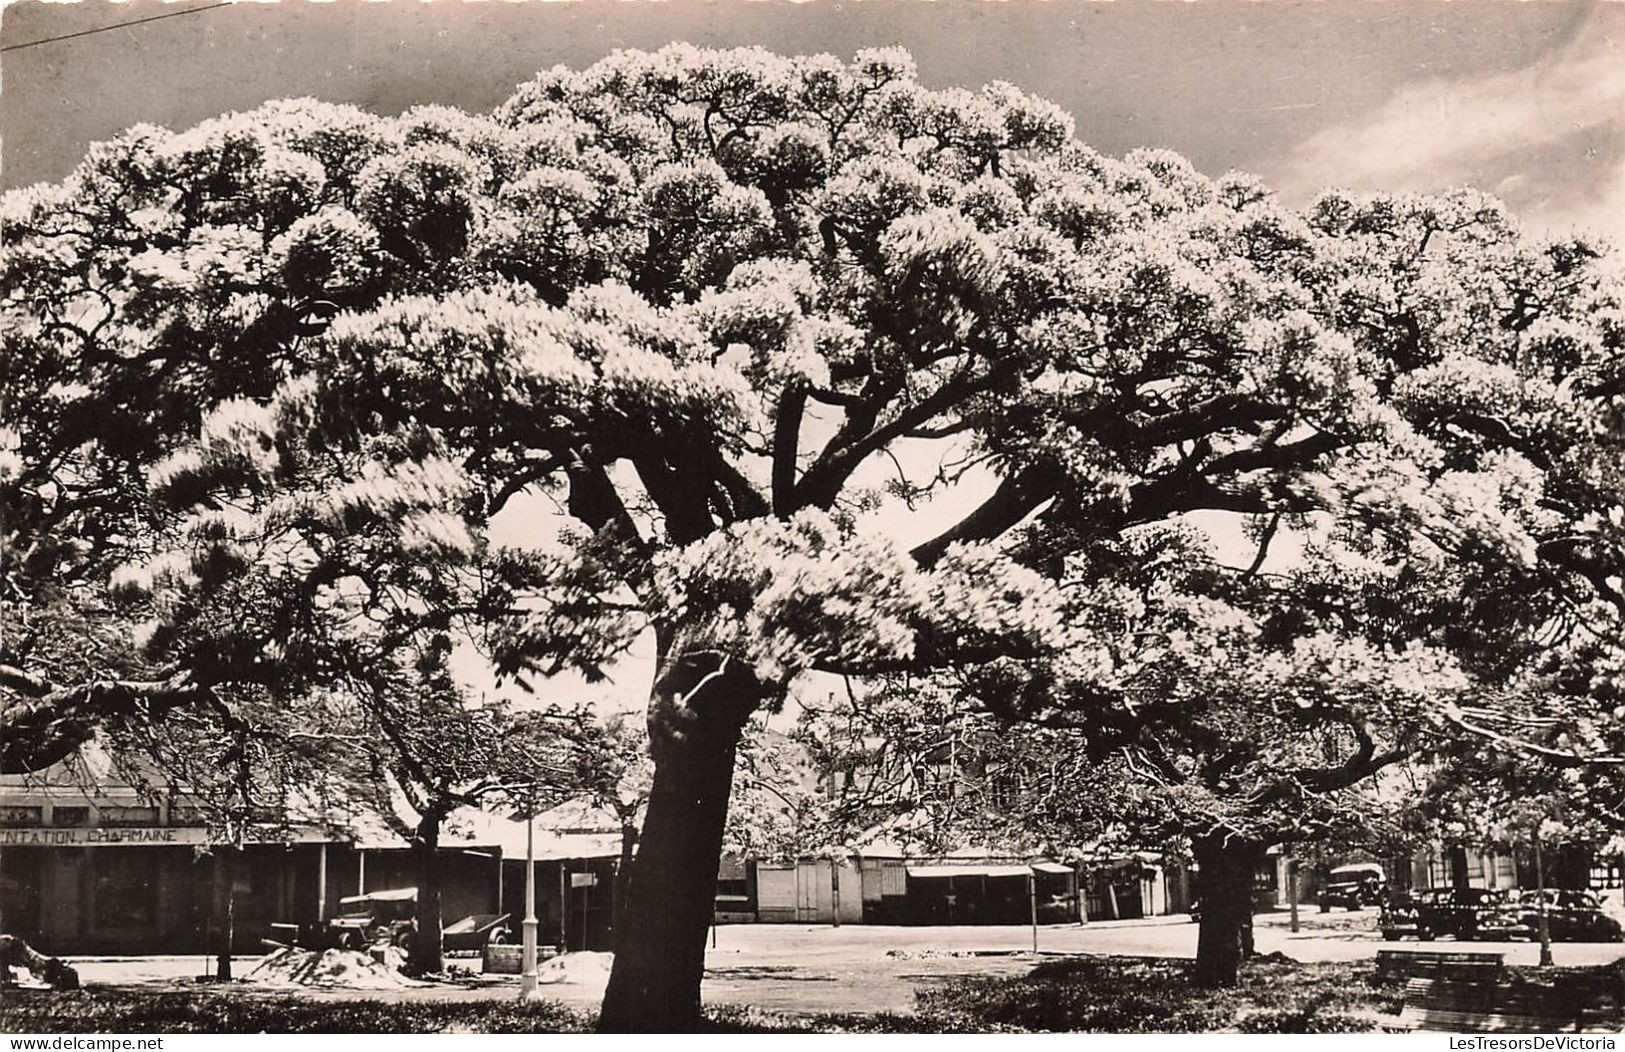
[{"left": 0, "top": 989, "right": 589, "bottom": 1034}]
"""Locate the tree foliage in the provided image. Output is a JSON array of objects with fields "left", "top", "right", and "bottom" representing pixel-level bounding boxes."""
[{"left": 7, "top": 44, "right": 1625, "bottom": 1018}]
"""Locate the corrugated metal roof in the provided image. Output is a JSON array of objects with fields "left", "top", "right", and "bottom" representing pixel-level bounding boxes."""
[
  {"left": 350, "top": 808, "right": 623, "bottom": 859},
  {"left": 531, "top": 831, "right": 624, "bottom": 861},
  {"left": 1032, "top": 861, "right": 1074, "bottom": 875},
  {"left": 906, "top": 864, "right": 1033, "bottom": 879}
]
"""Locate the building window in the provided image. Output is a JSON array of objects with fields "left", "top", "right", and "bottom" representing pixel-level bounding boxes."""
[
  {"left": 51, "top": 806, "right": 91, "bottom": 827},
  {"left": 93, "top": 852, "right": 158, "bottom": 928},
  {"left": 0, "top": 805, "right": 43, "bottom": 828},
  {"left": 99, "top": 806, "right": 160, "bottom": 827}
]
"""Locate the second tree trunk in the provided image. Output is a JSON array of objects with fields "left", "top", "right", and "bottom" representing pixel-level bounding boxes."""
[
  {"left": 1192, "top": 835, "right": 1262, "bottom": 988},
  {"left": 411, "top": 811, "right": 445, "bottom": 975}
]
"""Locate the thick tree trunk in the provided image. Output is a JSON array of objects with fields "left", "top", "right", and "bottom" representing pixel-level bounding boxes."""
[
  {"left": 1192, "top": 835, "right": 1261, "bottom": 988},
  {"left": 598, "top": 643, "right": 766, "bottom": 1033},
  {"left": 215, "top": 846, "right": 239, "bottom": 981},
  {"left": 411, "top": 812, "right": 445, "bottom": 975}
]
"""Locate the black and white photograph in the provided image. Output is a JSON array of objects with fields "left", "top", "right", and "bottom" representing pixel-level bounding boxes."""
[{"left": 3, "top": 0, "right": 1625, "bottom": 1037}]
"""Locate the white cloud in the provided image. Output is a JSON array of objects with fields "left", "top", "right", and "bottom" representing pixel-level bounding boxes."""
[{"left": 1278, "top": 29, "right": 1625, "bottom": 252}]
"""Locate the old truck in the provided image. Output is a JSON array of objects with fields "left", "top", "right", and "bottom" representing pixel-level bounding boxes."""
[
  {"left": 1317, "top": 862, "right": 1388, "bottom": 911},
  {"left": 327, "top": 887, "right": 421, "bottom": 954},
  {"left": 272, "top": 887, "right": 511, "bottom": 955}
]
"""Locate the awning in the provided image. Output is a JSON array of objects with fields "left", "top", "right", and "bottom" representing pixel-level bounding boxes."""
[
  {"left": 339, "top": 886, "right": 417, "bottom": 905},
  {"left": 530, "top": 831, "right": 624, "bottom": 861},
  {"left": 906, "top": 864, "right": 1033, "bottom": 879},
  {"left": 1032, "top": 862, "right": 1074, "bottom": 875}
]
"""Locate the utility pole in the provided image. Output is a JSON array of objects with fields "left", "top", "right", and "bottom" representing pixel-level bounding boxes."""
[
  {"left": 1028, "top": 871, "right": 1039, "bottom": 952},
  {"left": 519, "top": 813, "right": 542, "bottom": 1001},
  {"left": 1288, "top": 857, "right": 1300, "bottom": 934},
  {"left": 558, "top": 863, "right": 568, "bottom": 952},
  {"left": 1534, "top": 832, "right": 1553, "bottom": 968},
  {"left": 316, "top": 842, "right": 328, "bottom": 922}
]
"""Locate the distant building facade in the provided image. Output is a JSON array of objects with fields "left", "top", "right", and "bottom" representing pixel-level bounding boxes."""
[{"left": 0, "top": 750, "right": 622, "bottom": 956}]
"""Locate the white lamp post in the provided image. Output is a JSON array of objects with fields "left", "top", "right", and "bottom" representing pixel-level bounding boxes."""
[{"left": 519, "top": 812, "right": 543, "bottom": 1001}]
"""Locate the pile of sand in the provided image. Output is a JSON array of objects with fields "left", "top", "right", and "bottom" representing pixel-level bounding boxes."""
[
  {"left": 535, "top": 951, "right": 614, "bottom": 985},
  {"left": 245, "top": 947, "right": 426, "bottom": 990},
  {"left": 2, "top": 967, "right": 55, "bottom": 990}
]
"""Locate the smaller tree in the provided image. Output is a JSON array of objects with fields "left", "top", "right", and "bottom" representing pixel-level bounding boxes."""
[
  {"left": 356, "top": 677, "right": 590, "bottom": 974},
  {"left": 104, "top": 687, "right": 365, "bottom": 978},
  {"left": 724, "top": 725, "right": 833, "bottom": 864},
  {"left": 570, "top": 711, "right": 653, "bottom": 924}
]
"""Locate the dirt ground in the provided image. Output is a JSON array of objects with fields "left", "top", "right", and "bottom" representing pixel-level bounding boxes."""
[{"left": 63, "top": 909, "right": 1625, "bottom": 1019}]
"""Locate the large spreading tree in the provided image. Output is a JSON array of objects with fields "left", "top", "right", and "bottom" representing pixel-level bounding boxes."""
[{"left": 6, "top": 44, "right": 1625, "bottom": 1026}]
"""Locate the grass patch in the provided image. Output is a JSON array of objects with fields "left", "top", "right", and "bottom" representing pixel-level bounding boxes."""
[
  {"left": 701, "top": 955, "right": 1405, "bottom": 1033},
  {"left": 0, "top": 988, "right": 590, "bottom": 1034},
  {"left": 904, "top": 955, "right": 1401, "bottom": 1033},
  {"left": 699, "top": 1005, "right": 937, "bottom": 1033},
  {"left": 19, "top": 955, "right": 1617, "bottom": 1033},
  {"left": 0, "top": 959, "right": 1396, "bottom": 1034}
]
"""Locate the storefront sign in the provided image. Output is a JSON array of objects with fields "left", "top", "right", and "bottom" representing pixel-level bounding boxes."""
[{"left": 0, "top": 825, "right": 334, "bottom": 847}]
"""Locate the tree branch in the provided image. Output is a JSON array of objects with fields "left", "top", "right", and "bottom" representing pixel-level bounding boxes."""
[{"left": 909, "top": 464, "right": 1062, "bottom": 569}]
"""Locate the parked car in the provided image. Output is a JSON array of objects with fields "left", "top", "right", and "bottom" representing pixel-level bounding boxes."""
[
  {"left": 328, "top": 887, "right": 420, "bottom": 954},
  {"left": 274, "top": 891, "right": 508, "bottom": 956},
  {"left": 1380, "top": 887, "right": 1533, "bottom": 942},
  {"left": 1379, "top": 890, "right": 1429, "bottom": 940},
  {"left": 1505, "top": 889, "right": 1625, "bottom": 943},
  {"left": 1317, "top": 863, "right": 1387, "bottom": 911}
]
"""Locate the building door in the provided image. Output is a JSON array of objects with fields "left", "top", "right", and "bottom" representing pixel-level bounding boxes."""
[
  {"left": 1111, "top": 870, "right": 1144, "bottom": 920},
  {"left": 796, "top": 860, "right": 821, "bottom": 922},
  {"left": 754, "top": 865, "right": 797, "bottom": 922},
  {"left": 0, "top": 849, "right": 43, "bottom": 940}
]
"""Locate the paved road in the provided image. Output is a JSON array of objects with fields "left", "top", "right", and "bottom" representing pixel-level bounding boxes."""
[{"left": 68, "top": 910, "right": 1625, "bottom": 1019}]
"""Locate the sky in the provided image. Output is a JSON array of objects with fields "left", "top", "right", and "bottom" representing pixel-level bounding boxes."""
[
  {"left": 3, "top": 0, "right": 1622, "bottom": 711},
  {"left": 3, "top": 0, "right": 1622, "bottom": 249}
]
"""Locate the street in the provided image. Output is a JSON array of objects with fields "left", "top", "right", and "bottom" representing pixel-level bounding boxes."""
[{"left": 65, "top": 910, "right": 1625, "bottom": 1019}]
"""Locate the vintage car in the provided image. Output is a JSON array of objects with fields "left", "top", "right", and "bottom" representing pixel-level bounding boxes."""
[
  {"left": 1379, "top": 890, "right": 1428, "bottom": 940},
  {"left": 1505, "top": 889, "right": 1625, "bottom": 943},
  {"left": 1380, "top": 887, "right": 1533, "bottom": 942},
  {"left": 328, "top": 887, "right": 420, "bottom": 954},
  {"left": 1317, "top": 863, "right": 1387, "bottom": 911},
  {"left": 272, "top": 888, "right": 510, "bottom": 956}
]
